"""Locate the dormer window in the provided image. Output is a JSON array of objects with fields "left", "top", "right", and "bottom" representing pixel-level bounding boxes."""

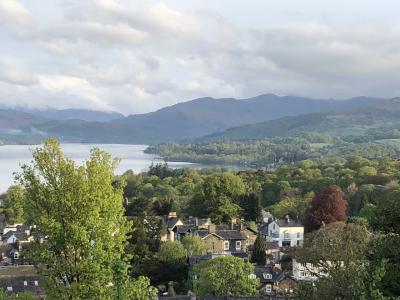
[
  {"left": 263, "top": 273, "right": 272, "bottom": 279},
  {"left": 224, "top": 241, "right": 229, "bottom": 251},
  {"left": 248, "top": 274, "right": 256, "bottom": 279}
]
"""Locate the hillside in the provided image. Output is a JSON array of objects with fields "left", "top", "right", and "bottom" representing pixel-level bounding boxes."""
[
  {"left": 0, "top": 94, "right": 385, "bottom": 144},
  {"left": 201, "top": 98, "right": 400, "bottom": 142},
  {"left": 112, "top": 94, "right": 382, "bottom": 140},
  {"left": 23, "top": 108, "right": 124, "bottom": 122}
]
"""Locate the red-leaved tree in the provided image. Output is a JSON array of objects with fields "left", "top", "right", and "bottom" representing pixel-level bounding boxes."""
[{"left": 305, "top": 185, "right": 347, "bottom": 233}]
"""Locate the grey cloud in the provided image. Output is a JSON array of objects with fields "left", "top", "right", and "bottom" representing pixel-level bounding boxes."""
[{"left": 1, "top": 0, "right": 399, "bottom": 113}]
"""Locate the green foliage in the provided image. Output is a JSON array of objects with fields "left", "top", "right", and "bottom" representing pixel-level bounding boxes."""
[
  {"left": 17, "top": 139, "right": 132, "bottom": 299},
  {"left": 181, "top": 234, "right": 205, "bottom": 257},
  {"left": 192, "top": 256, "right": 259, "bottom": 297},
  {"left": 250, "top": 234, "right": 267, "bottom": 265},
  {"left": 0, "top": 185, "right": 25, "bottom": 224},
  {"left": 158, "top": 241, "right": 186, "bottom": 264}
]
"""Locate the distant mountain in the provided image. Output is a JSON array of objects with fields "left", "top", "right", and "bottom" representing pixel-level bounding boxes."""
[
  {"left": 201, "top": 98, "right": 400, "bottom": 142},
  {"left": 0, "top": 94, "right": 386, "bottom": 144},
  {"left": 20, "top": 108, "right": 124, "bottom": 122},
  {"left": 111, "top": 94, "right": 383, "bottom": 140}
]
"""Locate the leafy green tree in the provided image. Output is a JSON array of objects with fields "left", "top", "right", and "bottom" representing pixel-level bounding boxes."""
[
  {"left": 158, "top": 241, "right": 186, "bottom": 264},
  {"left": 17, "top": 139, "right": 133, "bottom": 299},
  {"left": 192, "top": 256, "right": 259, "bottom": 296},
  {"left": 181, "top": 234, "right": 205, "bottom": 257},
  {"left": 0, "top": 185, "right": 25, "bottom": 224},
  {"left": 112, "top": 260, "right": 157, "bottom": 300},
  {"left": 199, "top": 173, "right": 245, "bottom": 223},
  {"left": 250, "top": 234, "right": 266, "bottom": 265}
]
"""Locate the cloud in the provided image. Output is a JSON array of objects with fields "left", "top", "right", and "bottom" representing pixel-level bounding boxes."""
[
  {"left": 1, "top": 0, "right": 400, "bottom": 113},
  {"left": 0, "top": 0, "right": 33, "bottom": 27},
  {"left": 0, "top": 57, "right": 38, "bottom": 86}
]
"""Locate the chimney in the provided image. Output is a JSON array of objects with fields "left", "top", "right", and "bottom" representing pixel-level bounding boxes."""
[
  {"left": 168, "top": 212, "right": 177, "bottom": 218},
  {"left": 285, "top": 215, "right": 290, "bottom": 223},
  {"left": 208, "top": 224, "right": 216, "bottom": 233}
]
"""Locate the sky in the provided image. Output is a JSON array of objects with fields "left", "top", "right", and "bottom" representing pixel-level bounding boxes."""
[{"left": 1, "top": 0, "right": 400, "bottom": 114}]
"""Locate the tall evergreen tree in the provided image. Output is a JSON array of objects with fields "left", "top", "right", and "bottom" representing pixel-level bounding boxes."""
[{"left": 251, "top": 234, "right": 267, "bottom": 265}]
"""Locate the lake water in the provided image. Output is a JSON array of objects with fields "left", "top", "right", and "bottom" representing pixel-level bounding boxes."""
[{"left": 0, "top": 144, "right": 198, "bottom": 193}]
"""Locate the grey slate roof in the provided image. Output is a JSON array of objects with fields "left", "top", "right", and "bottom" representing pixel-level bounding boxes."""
[
  {"left": 215, "top": 230, "right": 247, "bottom": 240},
  {"left": 253, "top": 265, "right": 285, "bottom": 284},
  {"left": 275, "top": 219, "right": 303, "bottom": 228}
]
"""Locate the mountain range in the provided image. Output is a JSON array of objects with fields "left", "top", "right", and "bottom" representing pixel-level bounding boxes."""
[
  {"left": 0, "top": 94, "right": 387, "bottom": 145},
  {"left": 202, "top": 98, "right": 400, "bottom": 142}
]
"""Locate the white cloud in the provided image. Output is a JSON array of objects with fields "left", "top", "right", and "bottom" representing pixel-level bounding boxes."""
[
  {"left": 1, "top": 1, "right": 400, "bottom": 113},
  {"left": 0, "top": 57, "right": 38, "bottom": 86}
]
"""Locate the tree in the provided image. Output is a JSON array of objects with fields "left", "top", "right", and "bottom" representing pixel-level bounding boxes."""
[
  {"left": 157, "top": 241, "right": 186, "bottom": 264},
  {"left": 0, "top": 185, "right": 25, "bottom": 224},
  {"left": 17, "top": 139, "right": 136, "bottom": 299},
  {"left": 304, "top": 185, "right": 347, "bottom": 232},
  {"left": 192, "top": 256, "right": 259, "bottom": 297},
  {"left": 200, "top": 173, "right": 245, "bottom": 223},
  {"left": 240, "top": 193, "right": 262, "bottom": 221},
  {"left": 181, "top": 234, "right": 205, "bottom": 257},
  {"left": 250, "top": 234, "right": 267, "bottom": 265},
  {"left": 112, "top": 260, "right": 157, "bottom": 300},
  {"left": 294, "top": 222, "right": 381, "bottom": 300}
]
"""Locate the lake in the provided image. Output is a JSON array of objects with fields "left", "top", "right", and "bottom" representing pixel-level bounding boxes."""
[{"left": 0, "top": 144, "right": 199, "bottom": 193}]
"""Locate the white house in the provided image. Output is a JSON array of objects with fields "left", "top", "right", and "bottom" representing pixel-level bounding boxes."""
[
  {"left": 292, "top": 259, "right": 326, "bottom": 281},
  {"left": 267, "top": 216, "right": 303, "bottom": 247}
]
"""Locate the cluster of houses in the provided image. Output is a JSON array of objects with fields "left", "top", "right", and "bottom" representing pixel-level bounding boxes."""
[
  {"left": 0, "top": 214, "right": 46, "bottom": 298},
  {"left": 0, "top": 208, "right": 323, "bottom": 298},
  {"left": 159, "top": 210, "right": 321, "bottom": 297}
]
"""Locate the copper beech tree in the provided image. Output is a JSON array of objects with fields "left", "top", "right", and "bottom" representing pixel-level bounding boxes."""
[{"left": 304, "top": 185, "right": 347, "bottom": 233}]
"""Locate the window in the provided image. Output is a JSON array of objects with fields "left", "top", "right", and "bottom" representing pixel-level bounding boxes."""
[
  {"left": 23, "top": 281, "right": 27, "bottom": 286},
  {"left": 283, "top": 231, "right": 290, "bottom": 239},
  {"left": 34, "top": 281, "right": 39, "bottom": 286},
  {"left": 248, "top": 274, "right": 256, "bottom": 279},
  {"left": 224, "top": 241, "right": 229, "bottom": 251},
  {"left": 266, "top": 284, "right": 272, "bottom": 293},
  {"left": 297, "top": 232, "right": 300, "bottom": 238},
  {"left": 297, "top": 240, "right": 301, "bottom": 246},
  {"left": 263, "top": 273, "right": 272, "bottom": 279},
  {"left": 299, "top": 271, "right": 305, "bottom": 278},
  {"left": 273, "top": 224, "right": 275, "bottom": 229},
  {"left": 235, "top": 241, "right": 241, "bottom": 251},
  {"left": 6, "top": 287, "right": 12, "bottom": 292}
]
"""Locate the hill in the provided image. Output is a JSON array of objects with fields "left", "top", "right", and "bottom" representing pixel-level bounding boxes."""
[
  {"left": 18, "top": 108, "right": 124, "bottom": 122},
  {"left": 201, "top": 98, "right": 400, "bottom": 142},
  {"left": 0, "top": 94, "right": 385, "bottom": 144}
]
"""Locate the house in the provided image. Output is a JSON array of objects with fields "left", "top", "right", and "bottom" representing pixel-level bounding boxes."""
[
  {"left": 160, "top": 212, "right": 183, "bottom": 241},
  {"left": 266, "top": 216, "right": 303, "bottom": 247},
  {"left": 292, "top": 259, "right": 325, "bottom": 281},
  {"left": 198, "top": 225, "right": 249, "bottom": 254},
  {"left": 0, "top": 265, "right": 45, "bottom": 298},
  {"left": 265, "top": 241, "right": 280, "bottom": 262},
  {"left": 260, "top": 209, "right": 274, "bottom": 224},
  {"left": 251, "top": 265, "right": 285, "bottom": 295},
  {"left": 1, "top": 231, "right": 32, "bottom": 245}
]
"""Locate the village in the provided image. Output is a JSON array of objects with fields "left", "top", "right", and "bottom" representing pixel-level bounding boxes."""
[{"left": 0, "top": 209, "right": 326, "bottom": 299}]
